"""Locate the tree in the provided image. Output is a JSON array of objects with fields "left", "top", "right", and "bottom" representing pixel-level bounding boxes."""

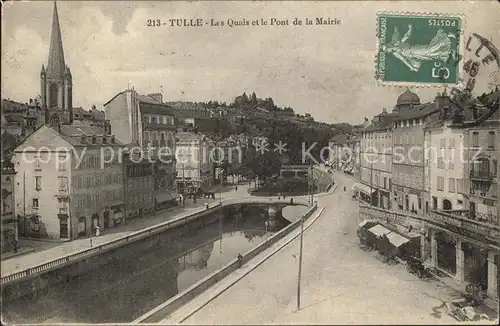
[
  {"left": 250, "top": 92, "right": 258, "bottom": 105},
  {"left": 265, "top": 97, "right": 275, "bottom": 111},
  {"left": 247, "top": 150, "right": 281, "bottom": 184}
]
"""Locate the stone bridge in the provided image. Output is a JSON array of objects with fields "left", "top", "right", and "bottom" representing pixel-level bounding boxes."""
[{"left": 222, "top": 197, "right": 310, "bottom": 230}]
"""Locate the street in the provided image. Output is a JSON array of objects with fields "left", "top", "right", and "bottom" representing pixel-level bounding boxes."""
[{"left": 181, "top": 172, "right": 465, "bottom": 324}]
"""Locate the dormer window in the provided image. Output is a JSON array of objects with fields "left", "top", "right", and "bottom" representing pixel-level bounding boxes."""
[
  {"left": 80, "top": 135, "right": 86, "bottom": 143},
  {"left": 92, "top": 136, "right": 96, "bottom": 144},
  {"left": 111, "top": 135, "right": 115, "bottom": 143},
  {"left": 102, "top": 137, "right": 108, "bottom": 144}
]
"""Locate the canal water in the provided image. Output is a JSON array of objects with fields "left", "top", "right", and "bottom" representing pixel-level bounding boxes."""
[{"left": 2, "top": 204, "right": 308, "bottom": 324}]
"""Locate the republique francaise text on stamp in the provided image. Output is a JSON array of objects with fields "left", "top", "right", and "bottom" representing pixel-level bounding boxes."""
[{"left": 376, "top": 12, "right": 463, "bottom": 86}]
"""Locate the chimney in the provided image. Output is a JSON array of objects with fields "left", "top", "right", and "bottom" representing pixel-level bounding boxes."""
[
  {"left": 104, "top": 120, "right": 111, "bottom": 135},
  {"left": 147, "top": 93, "right": 163, "bottom": 103},
  {"left": 363, "top": 117, "right": 370, "bottom": 128},
  {"left": 436, "top": 91, "right": 450, "bottom": 119}
]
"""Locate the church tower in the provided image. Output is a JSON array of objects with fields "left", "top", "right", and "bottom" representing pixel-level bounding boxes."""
[{"left": 41, "top": 1, "right": 73, "bottom": 124}]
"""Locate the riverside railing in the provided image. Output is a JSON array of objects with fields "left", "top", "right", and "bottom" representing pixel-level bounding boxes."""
[
  {"left": 1, "top": 198, "right": 310, "bottom": 286},
  {"left": 1, "top": 204, "right": 222, "bottom": 286}
]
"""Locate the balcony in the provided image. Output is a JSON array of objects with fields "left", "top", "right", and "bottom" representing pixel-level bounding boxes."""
[
  {"left": 55, "top": 188, "right": 69, "bottom": 198},
  {"left": 470, "top": 170, "right": 494, "bottom": 182}
]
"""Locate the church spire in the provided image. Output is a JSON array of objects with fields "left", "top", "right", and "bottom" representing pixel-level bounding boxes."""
[{"left": 46, "top": 1, "right": 66, "bottom": 78}]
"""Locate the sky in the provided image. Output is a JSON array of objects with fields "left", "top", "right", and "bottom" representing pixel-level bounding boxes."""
[{"left": 2, "top": 0, "right": 500, "bottom": 124}]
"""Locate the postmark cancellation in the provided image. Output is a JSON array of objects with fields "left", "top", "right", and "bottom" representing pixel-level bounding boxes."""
[{"left": 376, "top": 12, "right": 464, "bottom": 87}]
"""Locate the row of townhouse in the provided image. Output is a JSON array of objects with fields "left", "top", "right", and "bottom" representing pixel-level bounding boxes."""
[
  {"left": 9, "top": 90, "right": 217, "bottom": 243},
  {"left": 357, "top": 88, "right": 499, "bottom": 225},
  {"left": 333, "top": 88, "right": 500, "bottom": 299}
]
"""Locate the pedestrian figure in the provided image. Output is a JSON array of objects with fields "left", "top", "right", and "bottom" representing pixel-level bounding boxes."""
[
  {"left": 283, "top": 195, "right": 286, "bottom": 200},
  {"left": 344, "top": 186, "right": 346, "bottom": 192},
  {"left": 193, "top": 195, "right": 197, "bottom": 204},
  {"left": 290, "top": 198, "right": 294, "bottom": 204},
  {"left": 205, "top": 203, "right": 209, "bottom": 210},
  {"left": 95, "top": 225, "right": 101, "bottom": 237},
  {"left": 278, "top": 196, "right": 281, "bottom": 200},
  {"left": 237, "top": 253, "right": 243, "bottom": 268},
  {"left": 12, "top": 239, "right": 18, "bottom": 253},
  {"left": 235, "top": 185, "right": 238, "bottom": 191}
]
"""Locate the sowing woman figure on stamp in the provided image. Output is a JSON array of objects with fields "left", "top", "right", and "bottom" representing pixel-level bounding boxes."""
[{"left": 383, "top": 24, "right": 457, "bottom": 72}]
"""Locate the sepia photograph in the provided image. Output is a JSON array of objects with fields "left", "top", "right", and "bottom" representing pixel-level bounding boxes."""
[{"left": 1, "top": 0, "right": 499, "bottom": 324}]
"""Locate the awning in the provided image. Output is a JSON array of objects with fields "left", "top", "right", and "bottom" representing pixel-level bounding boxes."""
[
  {"left": 385, "top": 232, "right": 411, "bottom": 248},
  {"left": 113, "top": 212, "right": 124, "bottom": 220},
  {"left": 368, "top": 224, "right": 392, "bottom": 237},
  {"left": 358, "top": 220, "right": 377, "bottom": 228},
  {"left": 353, "top": 182, "right": 376, "bottom": 195}
]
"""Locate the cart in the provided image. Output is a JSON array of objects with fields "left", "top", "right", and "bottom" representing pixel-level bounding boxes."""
[{"left": 445, "top": 299, "right": 490, "bottom": 322}]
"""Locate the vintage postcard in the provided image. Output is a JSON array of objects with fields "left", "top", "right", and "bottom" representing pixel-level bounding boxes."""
[{"left": 1, "top": 0, "right": 499, "bottom": 325}]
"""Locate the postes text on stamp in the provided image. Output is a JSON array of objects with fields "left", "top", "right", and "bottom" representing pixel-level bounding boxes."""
[{"left": 376, "top": 13, "right": 462, "bottom": 86}]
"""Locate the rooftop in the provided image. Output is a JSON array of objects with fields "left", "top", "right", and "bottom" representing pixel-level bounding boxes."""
[{"left": 139, "top": 101, "right": 174, "bottom": 116}]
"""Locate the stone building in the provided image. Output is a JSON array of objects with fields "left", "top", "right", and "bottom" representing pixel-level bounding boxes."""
[
  {"left": 73, "top": 106, "right": 107, "bottom": 131},
  {"left": 175, "top": 132, "right": 214, "bottom": 194},
  {"left": 463, "top": 89, "right": 500, "bottom": 224},
  {"left": 423, "top": 91, "right": 466, "bottom": 213},
  {"left": 123, "top": 151, "right": 155, "bottom": 220},
  {"left": 104, "top": 90, "right": 178, "bottom": 209},
  {"left": 13, "top": 121, "right": 124, "bottom": 240},
  {"left": 1, "top": 166, "right": 17, "bottom": 253},
  {"left": 420, "top": 89, "right": 499, "bottom": 300},
  {"left": 392, "top": 89, "right": 440, "bottom": 215},
  {"left": 359, "top": 108, "right": 398, "bottom": 208}
]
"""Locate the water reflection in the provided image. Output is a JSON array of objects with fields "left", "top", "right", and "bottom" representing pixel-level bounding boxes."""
[{"left": 2, "top": 204, "right": 294, "bottom": 324}]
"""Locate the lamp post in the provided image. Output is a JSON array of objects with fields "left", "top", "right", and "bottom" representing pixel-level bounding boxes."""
[
  {"left": 219, "top": 199, "right": 223, "bottom": 254},
  {"left": 90, "top": 224, "right": 93, "bottom": 247},
  {"left": 297, "top": 209, "right": 304, "bottom": 311},
  {"left": 369, "top": 163, "right": 373, "bottom": 206},
  {"left": 265, "top": 220, "right": 269, "bottom": 241},
  {"left": 298, "top": 161, "right": 313, "bottom": 311}
]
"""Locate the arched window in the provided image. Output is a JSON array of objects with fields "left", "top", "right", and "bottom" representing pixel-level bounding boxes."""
[
  {"left": 443, "top": 199, "right": 452, "bottom": 210},
  {"left": 49, "top": 83, "right": 59, "bottom": 108}
]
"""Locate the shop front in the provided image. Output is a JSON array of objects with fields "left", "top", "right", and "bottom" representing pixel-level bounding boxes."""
[
  {"left": 110, "top": 205, "right": 125, "bottom": 226},
  {"left": 352, "top": 182, "right": 376, "bottom": 205},
  {"left": 463, "top": 241, "right": 488, "bottom": 289}
]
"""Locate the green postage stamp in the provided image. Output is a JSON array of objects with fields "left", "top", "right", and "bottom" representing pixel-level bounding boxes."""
[{"left": 376, "top": 13, "right": 463, "bottom": 86}]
